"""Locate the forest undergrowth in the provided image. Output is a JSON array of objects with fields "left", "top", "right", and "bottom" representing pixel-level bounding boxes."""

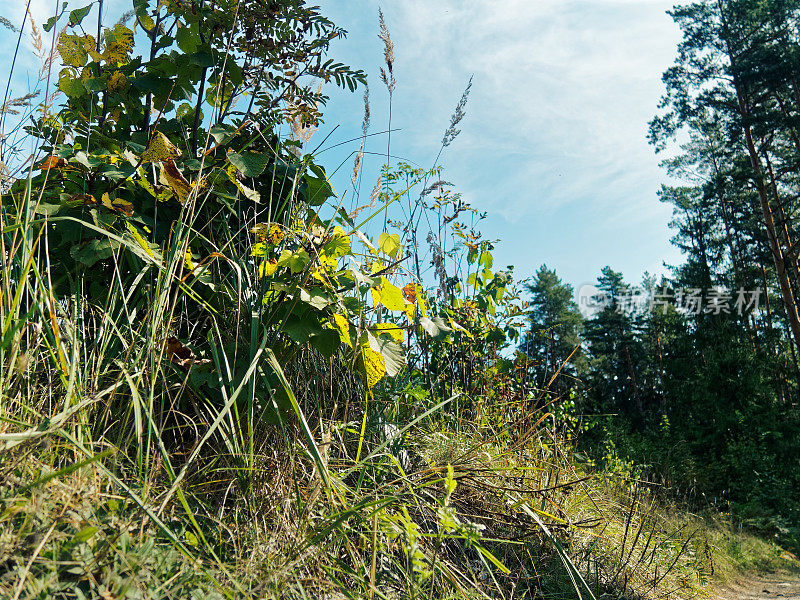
[{"left": 0, "top": 1, "right": 797, "bottom": 599}]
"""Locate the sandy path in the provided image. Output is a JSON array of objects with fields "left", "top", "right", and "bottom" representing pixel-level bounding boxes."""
[{"left": 713, "top": 576, "right": 800, "bottom": 600}]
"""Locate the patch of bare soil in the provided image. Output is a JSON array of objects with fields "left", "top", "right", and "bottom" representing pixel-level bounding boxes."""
[{"left": 712, "top": 574, "right": 800, "bottom": 600}]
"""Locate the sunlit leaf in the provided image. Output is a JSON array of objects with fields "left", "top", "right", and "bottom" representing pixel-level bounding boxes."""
[
  {"left": 323, "top": 226, "right": 350, "bottom": 257},
  {"left": 259, "top": 259, "right": 278, "bottom": 278},
  {"left": 58, "top": 34, "right": 90, "bottom": 67},
  {"left": 367, "top": 330, "right": 405, "bottom": 376},
  {"left": 58, "top": 70, "right": 87, "bottom": 98},
  {"left": 252, "top": 223, "right": 285, "bottom": 245},
  {"left": 299, "top": 288, "right": 332, "bottom": 310},
  {"left": 372, "top": 322, "right": 405, "bottom": 343},
  {"left": 370, "top": 286, "right": 381, "bottom": 307},
  {"left": 141, "top": 131, "right": 182, "bottom": 163},
  {"left": 416, "top": 285, "right": 428, "bottom": 317},
  {"left": 103, "top": 24, "right": 134, "bottom": 65},
  {"left": 379, "top": 277, "right": 405, "bottom": 311},
  {"left": 404, "top": 302, "right": 415, "bottom": 322},
  {"left": 97, "top": 192, "right": 133, "bottom": 216},
  {"left": 402, "top": 284, "right": 416, "bottom": 303},
  {"left": 38, "top": 156, "right": 69, "bottom": 171},
  {"left": 378, "top": 232, "right": 402, "bottom": 259},
  {"left": 331, "top": 314, "right": 352, "bottom": 348},
  {"left": 158, "top": 158, "right": 191, "bottom": 203},
  {"left": 359, "top": 340, "right": 386, "bottom": 392},
  {"left": 124, "top": 223, "right": 154, "bottom": 259},
  {"left": 277, "top": 248, "right": 310, "bottom": 274}
]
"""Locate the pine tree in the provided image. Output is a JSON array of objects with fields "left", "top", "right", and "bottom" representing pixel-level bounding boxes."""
[{"left": 520, "top": 266, "right": 585, "bottom": 400}]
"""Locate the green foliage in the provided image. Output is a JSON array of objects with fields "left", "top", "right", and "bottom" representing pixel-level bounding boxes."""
[
  {"left": 520, "top": 265, "right": 586, "bottom": 403},
  {"left": 4, "top": 2, "right": 800, "bottom": 600}
]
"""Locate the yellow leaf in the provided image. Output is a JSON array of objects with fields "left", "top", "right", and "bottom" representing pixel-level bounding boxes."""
[
  {"left": 373, "top": 323, "right": 405, "bottom": 343},
  {"left": 158, "top": 158, "right": 191, "bottom": 203},
  {"left": 311, "top": 266, "right": 332, "bottom": 285},
  {"left": 331, "top": 314, "right": 352, "bottom": 348},
  {"left": 371, "top": 286, "right": 382, "bottom": 307},
  {"left": 416, "top": 285, "right": 428, "bottom": 317},
  {"left": 269, "top": 224, "right": 284, "bottom": 245},
  {"left": 404, "top": 302, "right": 415, "bottom": 322},
  {"left": 107, "top": 70, "right": 127, "bottom": 92},
  {"left": 324, "top": 226, "right": 351, "bottom": 257},
  {"left": 378, "top": 232, "right": 402, "bottom": 259},
  {"left": 319, "top": 253, "right": 337, "bottom": 271},
  {"left": 360, "top": 342, "right": 386, "bottom": 392},
  {"left": 58, "top": 34, "right": 90, "bottom": 67},
  {"left": 259, "top": 259, "right": 278, "bottom": 278},
  {"left": 370, "top": 260, "right": 385, "bottom": 274},
  {"left": 379, "top": 277, "right": 405, "bottom": 311},
  {"left": 102, "top": 24, "right": 134, "bottom": 65},
  {"left": 142, "top": 131, "right": 182, "bottom": 163},
  {"left": 101, "top": 192, "right": 133, "bottom": 216},
  {"left": 252, "top": 222, "right": 287, "bottom": 244},
  {"left": 126, "top": 222, "right": 154, "bottom": 258}
]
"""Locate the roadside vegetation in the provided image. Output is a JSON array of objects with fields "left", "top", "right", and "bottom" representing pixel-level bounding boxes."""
[{"left": 0, "top": 1, "right": 798, "bottom": 599}]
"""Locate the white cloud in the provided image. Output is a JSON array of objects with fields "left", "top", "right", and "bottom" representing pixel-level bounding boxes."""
[
  {"left": 316, "top": 0, "right": 686, "bottom": 281},
  {"left": 370, "top": 0, "right": 681, "bottom": 223}
]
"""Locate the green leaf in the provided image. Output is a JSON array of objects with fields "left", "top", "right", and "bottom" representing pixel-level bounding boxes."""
[
  {"left": 72, "top": 526, "right": 98, "bottom": 544},
  {"left": 58, "top": 71, "right": 87, "bottom": 99},
  {"left": 228, "top": 150, "right": 270, "bottom": 178},
  {"left": 99, "top": 163, "right": 135, "bottom": 180},
  {"left": 299, "top": 287, "right": 332, "bottom": 310},
  {"left": 68, "top": 4, "right": 93, "bottom": 27},
  {"left": 70, "top": 238, "right": 121, "bottom": 266},
  {"left": 72, "top": 152, "right": 102, "bottom": 169},
  {"left": 310, "top": 329, "right": 339, "bottom": 358},
  {"left": 133, "top": 0, "right": 155, "bottom": 31},
  {"left": 210, "top": 123, "right": 236, "bottom": 144},
  {"left": 175, "top": 23, "right": 199, "bottom": 53},
  {"left": 277, "top": 248, "right": 310, "bottom": 274},
  {"left": 176, "top": 102, "right": 198, "bottom": 123},
  {"left": 43, "top": 3, "right": 67, "bottom": 32},
  {"left": 479, "top": 250, "right": 493, "bottom": 269},
  {"left": 284, "top": 313, "right": 323, "bottom": 345},
  {"left": 304, "top": 168, "right": 334, "bottom": 206},
  {"left": 322, "top": 227, "right": 351, "bottom": 257}
]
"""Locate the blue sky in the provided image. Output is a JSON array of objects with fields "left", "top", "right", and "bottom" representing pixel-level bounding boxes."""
[
  {"left": 314, "top": 0, "right": 686, "bottom": 291},
  {"left": 3, "top": 0, "right": 687, "bottom": 291}
]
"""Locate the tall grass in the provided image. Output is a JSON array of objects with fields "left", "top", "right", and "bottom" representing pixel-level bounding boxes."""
[{"left": 1, "top": 3, "right": 795, "bottom": 600}]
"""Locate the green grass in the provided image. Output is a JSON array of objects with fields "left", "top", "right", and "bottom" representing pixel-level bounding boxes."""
[
  {"left": 2, "top": 409, "right": 795, "bottom": 599},
  {"left": 0, "top": 7, "right": 795, "bottom": 596}
]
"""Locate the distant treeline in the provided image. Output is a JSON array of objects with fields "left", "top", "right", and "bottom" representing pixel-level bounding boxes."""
[{"left": 520, "top": 0, "right": 800, "bottom": 546}]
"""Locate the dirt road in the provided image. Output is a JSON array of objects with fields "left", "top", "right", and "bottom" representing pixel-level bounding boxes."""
[{"left": 713, "top": 576, "right": 800, "bottom": 600}]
